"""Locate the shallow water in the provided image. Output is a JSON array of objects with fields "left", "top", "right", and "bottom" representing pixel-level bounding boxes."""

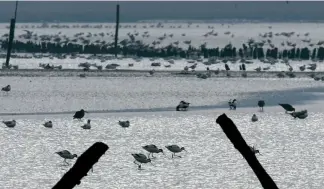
[{"left": 0, "top": 77, "right": 323, "bottom": 114}]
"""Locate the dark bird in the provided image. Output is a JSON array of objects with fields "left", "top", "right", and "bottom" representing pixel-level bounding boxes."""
[
  {"left": 225, "top": 63, "right": 230, "bottom": 71},
  {"left": 43, "top": 121, "right": 53, "bottom": 128},
  {"left": 2, "top": 85, "right": 11, "bottom": 92},
  {"left": 131, "top": 153, "right": 153, "bottom": 170},
  {"left": 278, "top": 104, "right": 295, "bottom": 113},
  {"left": 142, "top": 145, "right": 165, "bottom": 158},
  {"left": 165, "top": 145, "right": 187, "bottom": 158},
  {"left": 2, "top": 120, "right": 16, "bottom": 128},
  {"left": 118, "top": 120, "right": 130, "bottom": 128},
  {"left": 176, "top": 101, "right": 190, "bottom": 111},
  {"left": 258, "top": 100, "right": 265, "bottom": 112},
  {"left": 56, "top": 150, "right": 78, "bottom": 165},
  {"left": 289, "top": 110, "right": 308, "bottom": 119},
  {"left": 73, "top": 109, "right": 88, "bottom": 120},
  {"left": 149, "top": 69, "right": 155, "bottom": 76}
]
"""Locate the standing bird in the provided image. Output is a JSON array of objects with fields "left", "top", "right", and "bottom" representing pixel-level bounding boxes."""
[
  {"left": 73, "top": 109, "right": 88, "bottom": 120},
  {"left": 55, "top": 150, "right": 78, "bottom": 165},
  {"left": 258, "top": 100, "right": 265, "bottom": 112},
  {"left": 278, "top": 103, "right": 295, "bottom": 113},
  {"left": 131, "top": 153, "right": 153, "bottom": 169},
  {"left": 225, "top": 63, "right": 230, "bottom": 71},
  {"left": 251, "top": 114, "right": 258, "bottom": 122},
  {"left": 43, "top": 121, "right": 53, "bottom": 128},
  {"left": 119, "top": 120, "right": 130, "bottom": 128},
  {"left": 2, "top": 120, "right": 16, "bottom": 128},
  {"left": 142, "top": 145, "right": 164, "bottom": 158},
  {"left": 2, "top": 85, "right": 11, "bottom": 92},
  {"left": 165, "top": 145, "right": 187, "bottom": 158},
  {"left": 228, "top": 99, "right": 237, "bottom": 110},
  {"left": 81, "top": 119, "right": 91, "bottom": 129}
]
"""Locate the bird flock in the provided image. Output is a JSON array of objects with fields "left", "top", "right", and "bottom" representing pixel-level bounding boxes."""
[
  {"left": 0, "top": 105, "right": 187, "bottom": 170},
  {"left": 0, "top": 83, "right": 308, "bottom": 171}
]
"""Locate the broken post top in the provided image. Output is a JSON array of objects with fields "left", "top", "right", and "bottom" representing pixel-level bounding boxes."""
[{"left": 216, "top": 113, "right": 250, "bottom": 152}]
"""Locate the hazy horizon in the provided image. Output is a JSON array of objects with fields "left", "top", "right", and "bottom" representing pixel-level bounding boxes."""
[{"left": 0, "top": 1, "right": 324, "bottom": 23}]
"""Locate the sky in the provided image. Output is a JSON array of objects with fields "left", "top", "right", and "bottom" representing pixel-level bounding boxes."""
[{"left": 0, "top": 1, "right": 323, "bottom": 23}]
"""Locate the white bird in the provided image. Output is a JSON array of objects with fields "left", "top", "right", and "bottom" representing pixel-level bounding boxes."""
[
  {"left": 3, "top": 120, "right": 16, "bottom": 128},
  {"left": 119, "top": 120, "right": 130, "bottom": 128},
  {"left": 43, "top": 121, "right": 53, "bottom": 128},
  {"left": 142, "top": 145, "right": 165, "bottom": 158},
  {"left": 165, "top": 145, "right": 187, "bottom": 158},
  {"left": 251, "top": 114, "right": 258, "bottom": 122},
  {"left": 55, "top": 150, "right": 78, "bottom": 165},
  {"left": 81, "top": 119, "right": 91, "bottom": 129},
  {"left": 131, "top": 153, "right": 153, "bottom": 169}
]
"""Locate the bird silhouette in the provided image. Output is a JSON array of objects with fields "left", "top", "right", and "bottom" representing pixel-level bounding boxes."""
[{"left": 73, "top": 109, "right": 87, "bottom": 120}]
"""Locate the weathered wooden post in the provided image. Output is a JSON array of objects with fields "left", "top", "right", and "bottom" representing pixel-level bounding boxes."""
[
  {"left": 114, "top": 4, "right": 120, "bottom": 58},
  {"left": 216, "top": 114, "right": 279, "bottom": 189},
  {"left": 52, "top": 142, "right": 109, "bottom": 189},
  {"left": 5, "top": 1, "right": 18, "bottom": 68}
]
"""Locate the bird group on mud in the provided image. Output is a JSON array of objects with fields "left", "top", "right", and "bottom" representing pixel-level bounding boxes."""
[
  {"left": 132, "top": 144, "right": 187, "bottom": 169},
  {"left": 52, "top": 99, "right": 307, "bottom": 169},
  {"left": 1, "top": 83, "right": 309, "bottom": 171},
  {"left": 1, "top": 106, "right": 187, "bottom": 170}
]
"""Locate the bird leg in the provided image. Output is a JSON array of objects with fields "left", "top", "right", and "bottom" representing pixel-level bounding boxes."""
[
  {"left": 173, "top": 153, "right": 181, "bottom": 158},
  {"left": 64, "top": 159, "right": 69, "bottom": 166},
  {"left": 151, "top": 153, "right": 156, "bottom": 159},
  {"left": 134, "top": 161, "right": 142, "bottom": 169}
]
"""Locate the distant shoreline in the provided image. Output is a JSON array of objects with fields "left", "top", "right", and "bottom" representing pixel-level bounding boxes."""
[
  {"left": 0, "top": 69, "right": 318, "bottom": 79},
  {"left": 0, "top": 20, "right": 324, "bottom": 24}
]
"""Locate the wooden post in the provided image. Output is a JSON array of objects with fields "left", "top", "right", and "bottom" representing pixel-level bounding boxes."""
[
  {"left": 5, "top": 1, "right": 18, "bottom": 68},
  {"left": 52, "top": 142, "right": 109, "bottom": 189},
  {"left": 216, "top": 114, "right": 279, "bottom": 189},
  {"left": 5, "top": 18, "right": 16, "bottom": 68},
  {"left": 114, "top": 4, "right": 120, "bottom": 58}
]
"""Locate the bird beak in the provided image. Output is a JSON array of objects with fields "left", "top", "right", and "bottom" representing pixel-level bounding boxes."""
[{"left": 85, "top": 111, "right": 89, "bottom": 113}]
